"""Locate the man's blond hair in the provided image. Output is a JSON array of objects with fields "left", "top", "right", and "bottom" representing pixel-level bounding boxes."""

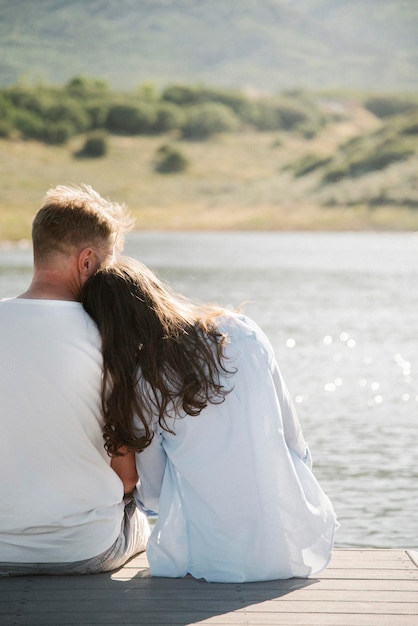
[{"left": 32, "top": 185, "right": 133, "bottom": 262}]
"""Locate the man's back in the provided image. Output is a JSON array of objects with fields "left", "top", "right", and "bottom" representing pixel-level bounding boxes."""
[{"left": 0, "top": 298, "right": 124, "bottom": 563}]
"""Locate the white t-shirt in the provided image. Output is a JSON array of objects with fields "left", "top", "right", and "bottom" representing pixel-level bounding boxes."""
[
  {"left": 0, "top": 298, "right": 124, "bottom": 563},
  {"left": 136, "top": 313, "right": 337, "bottom": 582}
]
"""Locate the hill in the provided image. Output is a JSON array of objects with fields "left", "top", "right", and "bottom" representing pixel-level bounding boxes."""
[
  {"left": 1, "top": 99, "right": 418, "bottom": 241},
  {"left": 1, "top": 0, "right": 417, "bottom": 92}
]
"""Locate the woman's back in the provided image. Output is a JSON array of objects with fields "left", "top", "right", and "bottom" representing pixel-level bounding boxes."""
[{"left": 136, "top": 313, "right": 337, "bottom": 582}]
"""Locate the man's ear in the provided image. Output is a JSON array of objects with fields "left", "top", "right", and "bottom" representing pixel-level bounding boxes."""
[{"left": 78, "top": 247, "right": 95, "bottom": 278}]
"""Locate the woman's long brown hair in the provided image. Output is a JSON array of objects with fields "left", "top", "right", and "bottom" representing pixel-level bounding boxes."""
[{"left": 82, "top": 257, "right": 232, "bottom": 455}]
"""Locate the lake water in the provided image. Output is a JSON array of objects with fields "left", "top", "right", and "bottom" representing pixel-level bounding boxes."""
[{"left": 1, "top": 231, "right": 417, "bottom": 550}]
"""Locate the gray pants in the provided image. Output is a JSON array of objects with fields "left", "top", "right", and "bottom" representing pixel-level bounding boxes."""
[{"left": 0, "top": 499, "right": 150, "bottom": 577}]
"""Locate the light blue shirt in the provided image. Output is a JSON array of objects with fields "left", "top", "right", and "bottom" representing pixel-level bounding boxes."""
[{"left": 136, "top": 313, "right": 337, "bottom": 582}]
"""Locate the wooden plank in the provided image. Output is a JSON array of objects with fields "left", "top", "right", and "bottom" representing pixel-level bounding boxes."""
[
  {"left": 0, "top": 549, "right": 417, "bottom": 626},
  {"left": 2, "top": 587, "right": 418, "bottom": 604},
  {"left": 2, "top": 596, "right": 418, "bottom": 621},
  {"left": 328, "top": 560, "right": 418, "bottom": 569},
  {"left": 1, "top": 611, "right": 418, "bottom": 626},
  {"left": 3, "top": 599, "right": 418, "bottom": 615},
  {"left": 318, "top": 568, "right": 418, "bottom": 580},
  {"left": 331, "top": 550, "right": 411, "bottom": 559}
]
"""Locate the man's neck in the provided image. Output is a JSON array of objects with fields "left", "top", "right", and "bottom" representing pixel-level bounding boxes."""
[{"left": 18, "top": 271, "right": 80, "bottom": 302}]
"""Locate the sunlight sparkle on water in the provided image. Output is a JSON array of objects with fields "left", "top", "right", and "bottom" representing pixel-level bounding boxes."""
[{"left": 394, "top": 353, "right": 412, "bottom": 376}]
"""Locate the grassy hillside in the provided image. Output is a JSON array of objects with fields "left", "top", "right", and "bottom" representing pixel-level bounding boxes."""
[
  {"left": 1, "top": 99, "right": 417, "bottom": 241},
  {"left": 0, "top": 0, "right": 417, "bottom": 91}
]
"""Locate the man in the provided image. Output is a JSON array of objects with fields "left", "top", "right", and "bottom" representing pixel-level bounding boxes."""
[{"left": 0, "top": 185, "right": 150, "bottom": 576}]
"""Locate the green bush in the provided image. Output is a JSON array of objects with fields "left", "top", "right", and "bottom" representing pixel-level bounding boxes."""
[
  {"left": 153, "top": 102, "right": 185, "bottom": 133},
  {"left": 293, "top": 153, "right": 332, "bottom": 177},
  {"left": 322, "top": 135, "right": 415, "bottom": 183},
  {"left": 162, "top": 85, "right": 203, "bottom": 106},
  {"left": 0, "top": 94, "right": 13, "bottom": 137},
  {"left": 13, "top": 109, "right": 46, "bottom": 140},
  {"left": 65, "top": 76, "right": 109, "bottom": 98},
  {"left": 319, "top": 109, "right": 418, "bottom": 185},
  {"left": 296, "top": 121, "right": 319, "bottom": 139},
  {"left": 161, "top": 85, "right": 324, "bottom": 132},
  {"left": 350, "top": 141, "right": 414, "bottom": 176},
  {"left": 137, "top": 82, "right": 159, "bottom": 102},
  {"left": 0, "top": 119, "right": 12, "bottom": 138},
  {"left": 322, "top": 163, "right": 350, "bottom": 183},
  {"left": 161, "top": 85, "right": 326, "bottom": 134},
  {"left": 0, "top": 80, "right": 331, "bottom": 145},
  {"left": 274, "top": 99, "right": 314, "bottom": 130},
  {"left": 182, "top": 103, "right": 240, "bottom": 140},
  {"left": 163, "top": 84, "right": 250, "bottom": 116},
  {"left": 210, "top": 90, "right": 249, "bottom": 114},
  {"left": 401, "top": 117, "right": 418, "bottom": 136},
  {"left": 237, "top": 101, "right": 282, "bottom": 131},
  {"left": 5, "top": 87, "right": 53, "bottom": 117},
  {"left": 387, "top": 112, "right": 418, "bottom": 136},
  {"left": 44, "top": 121, "right": 76, "bottom": 145},
  {"left": 85, "top": 101, "right": 111, "bottom": 129},
  {"left": 76, "top": 131, "right": 108, "bottom": 158},
  {"left": 46, "top": 99, "right": 91, "bottom": 133},
  {"left": 3, "top": 85, "right": 92, "bottom": 141},
  {"left": 155, "top": 144, "right": 189, "bottom": 173},
  {"left": 0, "top": 93, "right": 13, "bottom": 117},
  {"left": 364, "top": 95, "right": 418, "bottom": 118},
  {"left": 105, "top": 103, "right": 156, "bottom": 134}
]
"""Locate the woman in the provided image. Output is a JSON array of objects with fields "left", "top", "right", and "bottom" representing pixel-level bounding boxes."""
[{"left": 82, "top": 257, "right": 337, "bottom": 583}]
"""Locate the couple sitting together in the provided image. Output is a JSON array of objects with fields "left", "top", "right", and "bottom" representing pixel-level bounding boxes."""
[{"left": 0, "top": 185, "right": 337, "bottom": 583}]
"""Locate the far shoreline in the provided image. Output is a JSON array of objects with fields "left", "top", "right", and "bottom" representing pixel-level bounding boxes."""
[{"left": 2, "top": 223, "right": 418, "bottom": 250}]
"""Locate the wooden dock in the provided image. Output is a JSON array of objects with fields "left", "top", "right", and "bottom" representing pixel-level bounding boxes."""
[{"left": 1, "top": 549, "right": 417, "bottom": 625}]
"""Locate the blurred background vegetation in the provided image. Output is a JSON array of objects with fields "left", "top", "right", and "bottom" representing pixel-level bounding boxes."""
[
  {"left": 1, "top": 78, "right": 417, "bottom": 239},
  {"left": 0, "top": 0, "right": 417, "bottom": 239}
]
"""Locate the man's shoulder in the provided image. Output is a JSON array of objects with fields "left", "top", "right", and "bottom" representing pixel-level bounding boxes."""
[{"left": 0, "top": 298, "right": 98, "bottom": 334}]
